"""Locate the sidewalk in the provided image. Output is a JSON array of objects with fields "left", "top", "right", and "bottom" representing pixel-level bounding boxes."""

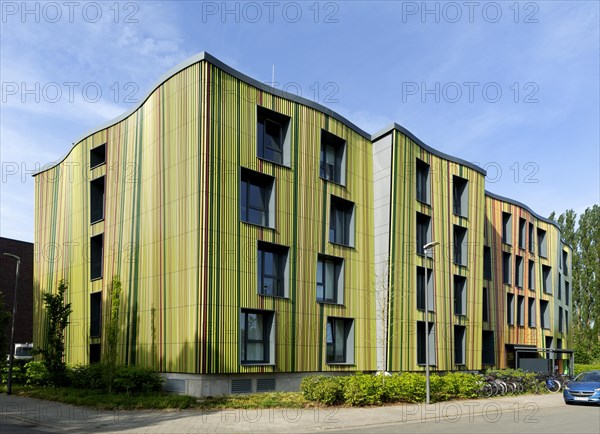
[{"left": 0, "top": 393, "right": 566, "bottom": 433}]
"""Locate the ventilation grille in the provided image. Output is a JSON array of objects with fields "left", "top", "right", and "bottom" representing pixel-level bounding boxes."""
[
  {"left": 231, "top": 379, "right": 252, "bottom": 394},
  {"left": 256, "top": 378, "right": 276, "bottom": 392},
  {"left": 165, "top": 379, "right": 185, "bottom": 393}
]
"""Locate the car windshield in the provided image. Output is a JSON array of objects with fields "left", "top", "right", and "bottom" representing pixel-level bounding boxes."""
[
  {"left": 576, "top": 372, "right": 600, "bottom": 382},
  {"left": 15, "top": 347, "right": 32, "bottom": 357}
]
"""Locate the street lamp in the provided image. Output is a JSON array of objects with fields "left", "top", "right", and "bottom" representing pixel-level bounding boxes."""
[
  {"left": 3, "top": 252, "right": 21, "bottom": 396},
  {"left": 423, "top": 241, "right": 439, "bottom": 405}
]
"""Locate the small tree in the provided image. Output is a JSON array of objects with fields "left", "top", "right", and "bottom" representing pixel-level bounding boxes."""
[
  {"left": 105, "top": 276, "right": 122, "bottom": 391},
  {"left": 37, "top": 280, "right": 72, "bottom": 386}
]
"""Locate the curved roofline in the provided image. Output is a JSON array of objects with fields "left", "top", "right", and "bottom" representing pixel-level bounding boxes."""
[
  {"left": 34, "top": 51, "right": 371, "bottom": 176},
  {"left": 485, "top": 190, "right": 572, "bottom": 249},
  {"left": 372, "top": 123, "right": 487, "bottom": 176}
]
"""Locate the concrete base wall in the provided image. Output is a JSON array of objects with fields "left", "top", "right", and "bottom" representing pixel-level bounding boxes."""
[{"left": 162, "top": 371, "right": 360, "bottom": 398}]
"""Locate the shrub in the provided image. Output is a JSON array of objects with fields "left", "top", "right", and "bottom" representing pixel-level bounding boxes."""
[
  {"left": 113, "top": 365, "right": 163, "bottom": 395},
  {"left": 382, "top": 372, "right": 426, "bottom": 403},
  {"left": 24, "top": 361, "right": 51, "bottom": 386},
  {"left": 68, "top": 363, "right": 110, "bottom": 390},
  {"left": 431, "top": 372, "right": 479, "bottom": 401},
  {"left": 574, "top": 363, "right": 600, "bottom": 375},
  {"left": 300, "top": 375, "right": 344, "bottom": 405},
  {"left": 343, "top": 372, "right": 384, "bottom": 406}
]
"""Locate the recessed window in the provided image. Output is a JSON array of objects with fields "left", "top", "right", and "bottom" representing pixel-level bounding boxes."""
[
  {"left": 558, "top": 306, "right": 564, "bottom": 333},
  {"left": 502, "top": 212, "right": 512, "bottom": 245},
  {"left": 90, "top": 234, "right": 103, "bottom": 280},
  {"left": 537, "top": 228, "right": 547, "bottom": 257},
  {"left": 326, "top": 317, "right": 354, "bottom": 364},
  {"left": 90, "top": 143, "right": 106, "bottom": 169},
  {"left": 317, "top": 255, "right": 344, "bottom": 304},
  {"left": 330, "top": 196, "right": 354, "bottom": 247},
  {"left": 517, "top": 295, "right": 525, "bottom": 326},
  {"left": 565, "top": 281, "right": 570, "bottom": 305},
  {"left": 320, "top": 130, "right": 346, "bottom": 184},
  {"left": 483, "top": 246, "right": 492, "bottom": 280},
  {"left": 417, "top": 321, "right": 436, "bottom": 366},
  {"left": 416, "top": 159, "right": 430, "bottom": 204},
  {"left": 482, "top": 287, "right": 489, "bottom": 322},
  {"left": 240, "top": 309, "right": 275, "bottom": 365},
  {"left": 257, "top": 242, "right": 289, "bottom": 298},
  {"left": 565, "top": 311, "right": 569, "bottom": 333},
  {"left": 506, "top": 293, "right": 515, "bottom": 325},
  {"left": 518, "top": 218, "right": 526, "bottom": 249},
  {"left": 454, "top": 325, "right": 466, "bottom": 365},
  {"left": 416, "top": 212, "right": 432, "bottom": 256},
  {"left": 545, "top": 336, "right": 553, "bottom": 351},
  {"left": 542, "top": 265, "right": 552, "bottom": 294},
  {"left": 482, "top": 331, "right": 495, "bottom": 365},
  {"left": 416, "top": 266, "right": 434, "bottom": 311},
  {"left": 257, "top": 106, "right": 290, "bottom": 166},
  {"left": 528, "top": 260, "right": 535, "bottom": 290},
  {"left": 453, "top": 225, "right": 468, "bottom": 266},
  {"left": 452, "top": 175, "right": 468, "bottom": 217},
  {"left": 515, "top": 255, "right": 523, "bottom": 287},
  {"left": 540, "top": 300, "right": 550, "bottom": 329},
  {"left": 528, "top": 222, "right": 535, "bottom": 253},
  {"left": 562, "top": 250, "right": 568, "bottom": 276},
  {"left": 528, "top": 297, "right": 536, "bottom": 327},
  {"left": 453, "top": 275, "right": 467, "bottom": 316},
  {"left": 502, "top": 252, "right": 511, "bottom": 285},
  {"left": 89, "top": 343, "right": 101, "bottom": 364},
  {"left": 90, "top": 176, "right": 105, "bottom": 224},
  {"left": 557, "top": 276, "right": 562, "bottom": 300},
  {"left": 90, "top": 292, "right": 102, "bottom": 337},
  {"left": 240, "top": 168, "right": 275, "bottom": 228}
]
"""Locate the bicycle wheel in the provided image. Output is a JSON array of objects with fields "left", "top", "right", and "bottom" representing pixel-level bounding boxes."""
[
  {"left": 481, "top": 383, "right": 494, "bottom": 398},
  {"left": 516, "top": 382, "right": 524, "bottom": 393},
  {"left": 506, "top": 382, "right": 516, "bottom": 394},
  {"left": 546, "top": 379, "right": 561, "bottom": 393}
]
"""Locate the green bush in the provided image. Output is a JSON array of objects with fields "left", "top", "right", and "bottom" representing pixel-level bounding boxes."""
[
  {"left": 343, "top": 372, "right": 385, "bottom": 406},
  {"left": 300, "top": 375, "right": 344, "bottom": 405},
  {"left": 382, "top": 372, "right": 426, "bottom": 403},
  {"left": 1, "top": 363, "right": 26, "bottom": 385},
  {"left": 113, "top": 365, "right": 163, "bottom": 395},
  {"left": 24, "top": 361, "right": 51, "bottom": 386},
  {"left": 574, "top": 363, "right": 600, "bottom": 375},
  {"left": 431, "top": 372, "right": 479, "bottom": 402},
  {"left": 68, "top": 363, "right": 110, "bottom": 390}
]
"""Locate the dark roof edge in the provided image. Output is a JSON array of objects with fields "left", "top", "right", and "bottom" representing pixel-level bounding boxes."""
[
  {"left": 34, "top": 51, "right": 370, "bottom": 176},
  {"left": 484, "top": 190, "right": 573, "bottom": 249},
  {"left": 372, "top": 123, "right": 487, "bottom": 176}
]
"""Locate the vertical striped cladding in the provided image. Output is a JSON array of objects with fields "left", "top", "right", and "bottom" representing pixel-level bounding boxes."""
[
  {"left": 386, "top": 130, "right": 486, "bottom": 372},
  {"left": 34, "top": 60, "right": 376, "bottom": 374},
  {"left": 485, "top": 195, "right": 570, "bottom": 368}
]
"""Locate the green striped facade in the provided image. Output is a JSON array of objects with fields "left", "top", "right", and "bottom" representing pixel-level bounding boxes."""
[{"left": 33, "top": 53, "right": 571, "bottom": 378}]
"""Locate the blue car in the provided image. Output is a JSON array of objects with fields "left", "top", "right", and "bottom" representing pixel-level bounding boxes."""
[{"left": 563, "top": 370, "right": 600, "bottom": 405}]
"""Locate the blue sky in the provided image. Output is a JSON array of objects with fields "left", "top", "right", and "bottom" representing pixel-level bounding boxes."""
[{"left": 1, "top": 1, "right": 598, "bottom": 242}]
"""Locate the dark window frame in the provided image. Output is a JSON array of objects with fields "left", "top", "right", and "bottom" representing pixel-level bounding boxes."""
[
  {"left": 317, "top": 255, "right": 344, "bottom": 304},
  {"left": 240, "top": 168, "right": 274, "bottom": 228},
  {"left": 320, "top": 130, "right": 345, "bottom": 184},
  {"left": 90, "top": 176, "right": 105, "bottom": 224},
  {"left": 257, "top": 106, "right": 290, "bottom": 166},
  {"left": 240, "top": 309, "right": 274, "bottom": 365},
  {"left": 257, "top": 241, "right": 288, "bottom": 298},
  {"left": 326, "top": 317, "right": 353, "bottom": 364},
  {"left": 90, "top": 292, "right": 102, "bottom": 338},
  {"left": 452, "top": 175, "right": 468, "bottom": 217},
  {"left": 329, "top": 196, "right": 354, "bottom": 246},
  {"left": 416, "top": 158, "right": 430, "bottom": 204}
]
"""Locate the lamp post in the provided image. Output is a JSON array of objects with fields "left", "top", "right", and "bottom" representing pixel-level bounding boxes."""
[
  {"left": 3, "top": 252, "right": 21, "bottom": 396},
  {"left": 423, "top": 241, "right": 439, "bottom": 405}
]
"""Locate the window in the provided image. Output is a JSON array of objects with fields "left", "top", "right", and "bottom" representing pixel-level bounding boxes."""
[
  {"left": 518, "top": 218, "right": 526, "bottom": 249},
  {"left": 482, "top": 288, "right": 489, "bottom": 322},
  {"left": 565, "top": 311, "right": 569, "bottom": 333},
  {"left": 557, "top": 276, "right": 562, "bottom": 300},
  {"left": 257, "top": 106, "right": 290, "bottom": 165},
  {"left": 452, "top": 176, "right": 468, "bottom": 217},
  {"left": 416, "top": 266, "right": 434, "bottom": 311},
  {"left": 502, "top": 252, "right": 511, "bottom": 284},
  {"left": 540, "top": 300, "right": 550, "bottom": 329},
  {"left": 326, "top": 317, "right": 354, "bottom": 364},
  {"left": 416, "top": 212, "right": 431, "bottom": 256},
  {"left": 517, "top": 295, "right": 525, "bottom": 326},
  {"left": 416, "top": 321, "right": 436, "bottom": 365},
  {"left": 90, "top": 176, "right": 105, "bottom": 223},
  {"left": 528, "top": 260, "right": 535, "bottom": 290},
  {"left": 329, "top": 196, "right": 354, "bottom": 246},
  {"left": 528, "top": 222, "right": 535, "bottom": 253},
  {"left": 506, "top": 293, "right": 515, "bottom": 325},
  {"left": 89, "top": 343, "right": 101, "bottom": 363},
  {"left": 502, "top": 212, "right": 512, "bottom": 245},
  {"left": 257, "top": 242, "right": 288, "bottom": 298},
  {"left": 545, "top": 336, "right": 553, "bottom": 350},
  {"left": 240, "top": 309, "right": 275, "bottom": 365},
  {"left": 90, "top": 292, "right": 102, "bottom": 337},
  {"left": 90, "top": 143, "right": 106, "bottom": 169},
  {"left": 453, "top": 225, "right": 468, "bottom": 266},
  {"left": 562, "top": 250, "right": 568, "bottom": 276},
  {"left": 542, "top": 265, "right": 552, "bottom": 294},
  {"left": 482, "top": 331, "right": 495, "bottom": 365},
  {"left": 537, "top": 228, "right": 547, "bottom": 257},
  {"left": 416, "top": 159, "right": 430, "bottom": 204},
  {"left": 90, "top": 234, "right": 103, "bottom": 280},
  {"left": 240, "top": 168, "right": 275, "bottom": 228},
  {"left": 320, "top": 130, "right": 346, "bottom": 184},
  {"left": 483, "top": 246, "right": 492, "bottom": 280},
  {"left": 317, "top": 255, "right": 344, "bottom": 304},
  {"left": 515, "top": 255, "right": 523, "bottom": 287},
  {"left": 559, "top": 307, "right": 564, "bottom": 333},
  {"left": 454, "top": 275, "right": 467, "bottom": 316},
  {"left": 565, "top": 281, "right": 570, "bottom": 305},
  {"left": 454, "top": 325, "right": 466, "bottom": 365},
  {"left": 528, "top": 297, "right": 536, "bottom": 327}
]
